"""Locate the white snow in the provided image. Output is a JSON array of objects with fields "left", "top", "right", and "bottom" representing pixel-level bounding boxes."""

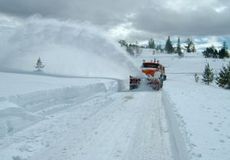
[
  {"left": 0, "top": 16, "right": 138, "bottom": 79},
  {"left": 136, "top": 50, "right": 230, "bottom": 160},
  {"left": 0, "top": 15, "right": 230, "bottom": 160}
]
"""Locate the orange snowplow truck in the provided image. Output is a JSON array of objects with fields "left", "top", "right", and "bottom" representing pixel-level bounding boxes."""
[
  {"left": 141, "top": 60, "right": 166, "bottom": 80},
  {"left": 129, "top": 59, "right": 166, "bottom": 90}
]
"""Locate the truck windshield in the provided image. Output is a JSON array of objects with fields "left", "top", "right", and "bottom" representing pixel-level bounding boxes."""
[{"left": 142, "top": 63, "right": 159, "bottom": 68}]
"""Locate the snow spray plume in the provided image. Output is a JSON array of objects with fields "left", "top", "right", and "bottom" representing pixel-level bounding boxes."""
[{"left": 0, "top": 16, "right": 139, "bottom": 79}]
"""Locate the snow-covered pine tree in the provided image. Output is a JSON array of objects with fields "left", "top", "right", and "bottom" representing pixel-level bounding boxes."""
[
  {"left": 177, "top": 37, "right": 183, "bottom": 57},
  {"left": 216, "top": 63, "right": 230, "bottom": 89},
  {"left": 165, "top": 36, "right": 174, "bottom": 53},
  {"left": 185, "top": 38, "right": 196, "bottom": 53},
  {"left": 35, "top": 57, "right": 45, "bottom": 71},
  {"left": 202, "top": 46, "right": 218, "bottom": 58},
  {"left": 202, "top": 63, "right": 214, "bottom": 85},
  {"left": 148, "top": 38, "right": 155, "bottom": 49},
  {"left": 218, "top": 41, "right": 229, "bottom": 59}
]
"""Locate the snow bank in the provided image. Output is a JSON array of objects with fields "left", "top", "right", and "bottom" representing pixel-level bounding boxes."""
[
  {"left": 0, "top": 100, "right": 42, "bottom": 138},
  {"left": 0, "top": 16, "right": 138, "bottom": 79},
  {"left": 162, "top": 91, "right": 189, "bottom": 160},
  {"left": 0, "top": 72, "right": 119, "bottom": 139}
]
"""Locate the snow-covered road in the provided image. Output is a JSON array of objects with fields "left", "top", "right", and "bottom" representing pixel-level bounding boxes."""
[{"left": 0, "top": 90, "right": 173, "bottom": 160}]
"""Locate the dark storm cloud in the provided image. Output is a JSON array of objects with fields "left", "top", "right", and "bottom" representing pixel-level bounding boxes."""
[{"left": 0, "top": 0, "right": 229, "bottom": 36}]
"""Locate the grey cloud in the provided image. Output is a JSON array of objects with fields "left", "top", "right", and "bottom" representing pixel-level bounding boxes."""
[
  {"left": 0, "top": 0, "right": 229, "bottom": 37},
  {"left": 0, "top": 0, "right": 146, "bottom": 25},
  {"left": 131, "top": 3, "right": 230, "bottom": 36}
]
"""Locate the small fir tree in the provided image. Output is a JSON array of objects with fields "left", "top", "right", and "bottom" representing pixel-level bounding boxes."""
[
  {"left": 148, "top": 38, "right": 155, "bottom": 49},
  {"left": 218, "top": 41, "right": 229, "bottom": 59},
  {"left": 35, "top": 57, "right": 45, "bottom": 71},
  {"left": 216, "top": 63, "right": 230, "bottom": 89},
  {"left": 202, "top": 63, "right": 214, "bottom": 85},
  {"left": 165, "top": 36, "right": 174, "bottom": 53},
  {"left": 185, "top": 38, "right": 196, "bottom": 53}
]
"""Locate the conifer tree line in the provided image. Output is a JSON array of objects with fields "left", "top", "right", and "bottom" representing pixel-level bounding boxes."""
[
  {"left": 118, "top": 37, "right": 229, "bottom": 59},
  {"left": 202, "top": 62, "right": 230, "bottom": 89},
  {"left": 203, "top": 41, "right": 229, "bottom": 59},
  {"left": 148, "top": 36, "right": 196, "bottom": 54},
  {"left": 119, "top": 36, "right": 196, "bottom": 55}
]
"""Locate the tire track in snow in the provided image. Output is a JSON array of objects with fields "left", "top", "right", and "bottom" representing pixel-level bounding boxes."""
[{"left": 0, "top": 91, "right": 173, "bottom": 160}]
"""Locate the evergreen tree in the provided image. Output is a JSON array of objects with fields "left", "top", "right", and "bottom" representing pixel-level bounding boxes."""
[
  {"left": 202, "top": 63, "right": 214, "bottom": 85},
  {"left": 185, "top": 38, "right": 196, "bottom": 53},
  {"left": 216, "top": 63, "right": 230, "bottom": 89},
  {"left": 218, "top": 41, "right": 229, "bottom": 59},
  {"left": 156, "top": 44, "right": 164, "bottom": 52},
  {"left": 148, "top": 38, "right": 155, "bottom": 49},
  {"left": 202, "top": 45, "right": 218, "bottom": 58},
  {"left": 35, "top": 57, "right": 45, "bottom": 71},
  {"left": 165, "top": 36, "right": 174, "bottom": 53},
  {"left": 118, "top": 40, "right": 128, "bottom": 47},
  {"left": 176, "top": 37, "right": 183, "bottom": 57}
]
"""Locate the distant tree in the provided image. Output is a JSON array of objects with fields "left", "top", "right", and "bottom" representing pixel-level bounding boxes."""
[
  {"left": 156, "top": 44, "right": 164, "bottom": 52},
  {"left": 176, "top": 37, "right": 183, "bottom": 57},
  {"left": 165, "top": 36, "right": 174, "bottom": 53},
  {"left": 218, "top": 41, "right": 229, "bottom": 59},
  {"left": 216, "top": 63, "right": 230, "bottom": 89},
  {"left": 185, "top": 38, "right": 196, "bottom": 53},
  {"left": 35, "top": 57, "right": 45, "bottom": 71},
  {"left": 148, "top": 38, "right": 155, "bottom": 49},
  {"left": 118, "top": 40, "right": 128, "bottom": 47},
  {"left": 126, "top": 44, "right": 142, "bottom": 56},
  {"left": 202, "top": 63, "right": 214, "bottom": 85},
  {"left": 202, "top": 45, "right": 218, "bottom": 58}
]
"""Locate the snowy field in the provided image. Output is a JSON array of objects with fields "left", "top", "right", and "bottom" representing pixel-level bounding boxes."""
[
  {"left": 134, "top": 49, "right": 230, "bottom": 160},
  {"left": 1, "top": 49, "right": 229, "bottom": 160}
]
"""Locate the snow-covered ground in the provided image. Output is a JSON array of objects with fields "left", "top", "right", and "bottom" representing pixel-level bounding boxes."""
[
  {"left": 0, "top": 82, "right": 173, "bottom": 160},
  {"left": 134, "top": 49, "right": 230, "bottom": 160},
  {"left": 0, "top": 16, "right": 230, "bottom": 160},
  {"left": 0, "top": 17, "right": 173, "bottom": 160},
  {"left": 1, "top": 49, "right": 229, "bottom": 160}
]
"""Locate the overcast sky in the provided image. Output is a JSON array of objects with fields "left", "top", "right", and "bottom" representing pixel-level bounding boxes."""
[{"left": 0, "top": 0, "right": 229, "bottom": 40}]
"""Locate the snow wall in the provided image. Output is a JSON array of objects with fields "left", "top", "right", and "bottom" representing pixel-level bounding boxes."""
[
  {"left": 0, "top": 15, "right": 138, "bottom": 79},
  {"left": 0, "top": 81, "right": 118, "bottom": 139},
  {"left": 162, "top": 91, "right": 190, "bottom": 160}
]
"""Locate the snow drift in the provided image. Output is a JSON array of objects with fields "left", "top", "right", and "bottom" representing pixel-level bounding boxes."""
[{"left": 0, "top": 16, "right": 138, "bottom": 79}]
